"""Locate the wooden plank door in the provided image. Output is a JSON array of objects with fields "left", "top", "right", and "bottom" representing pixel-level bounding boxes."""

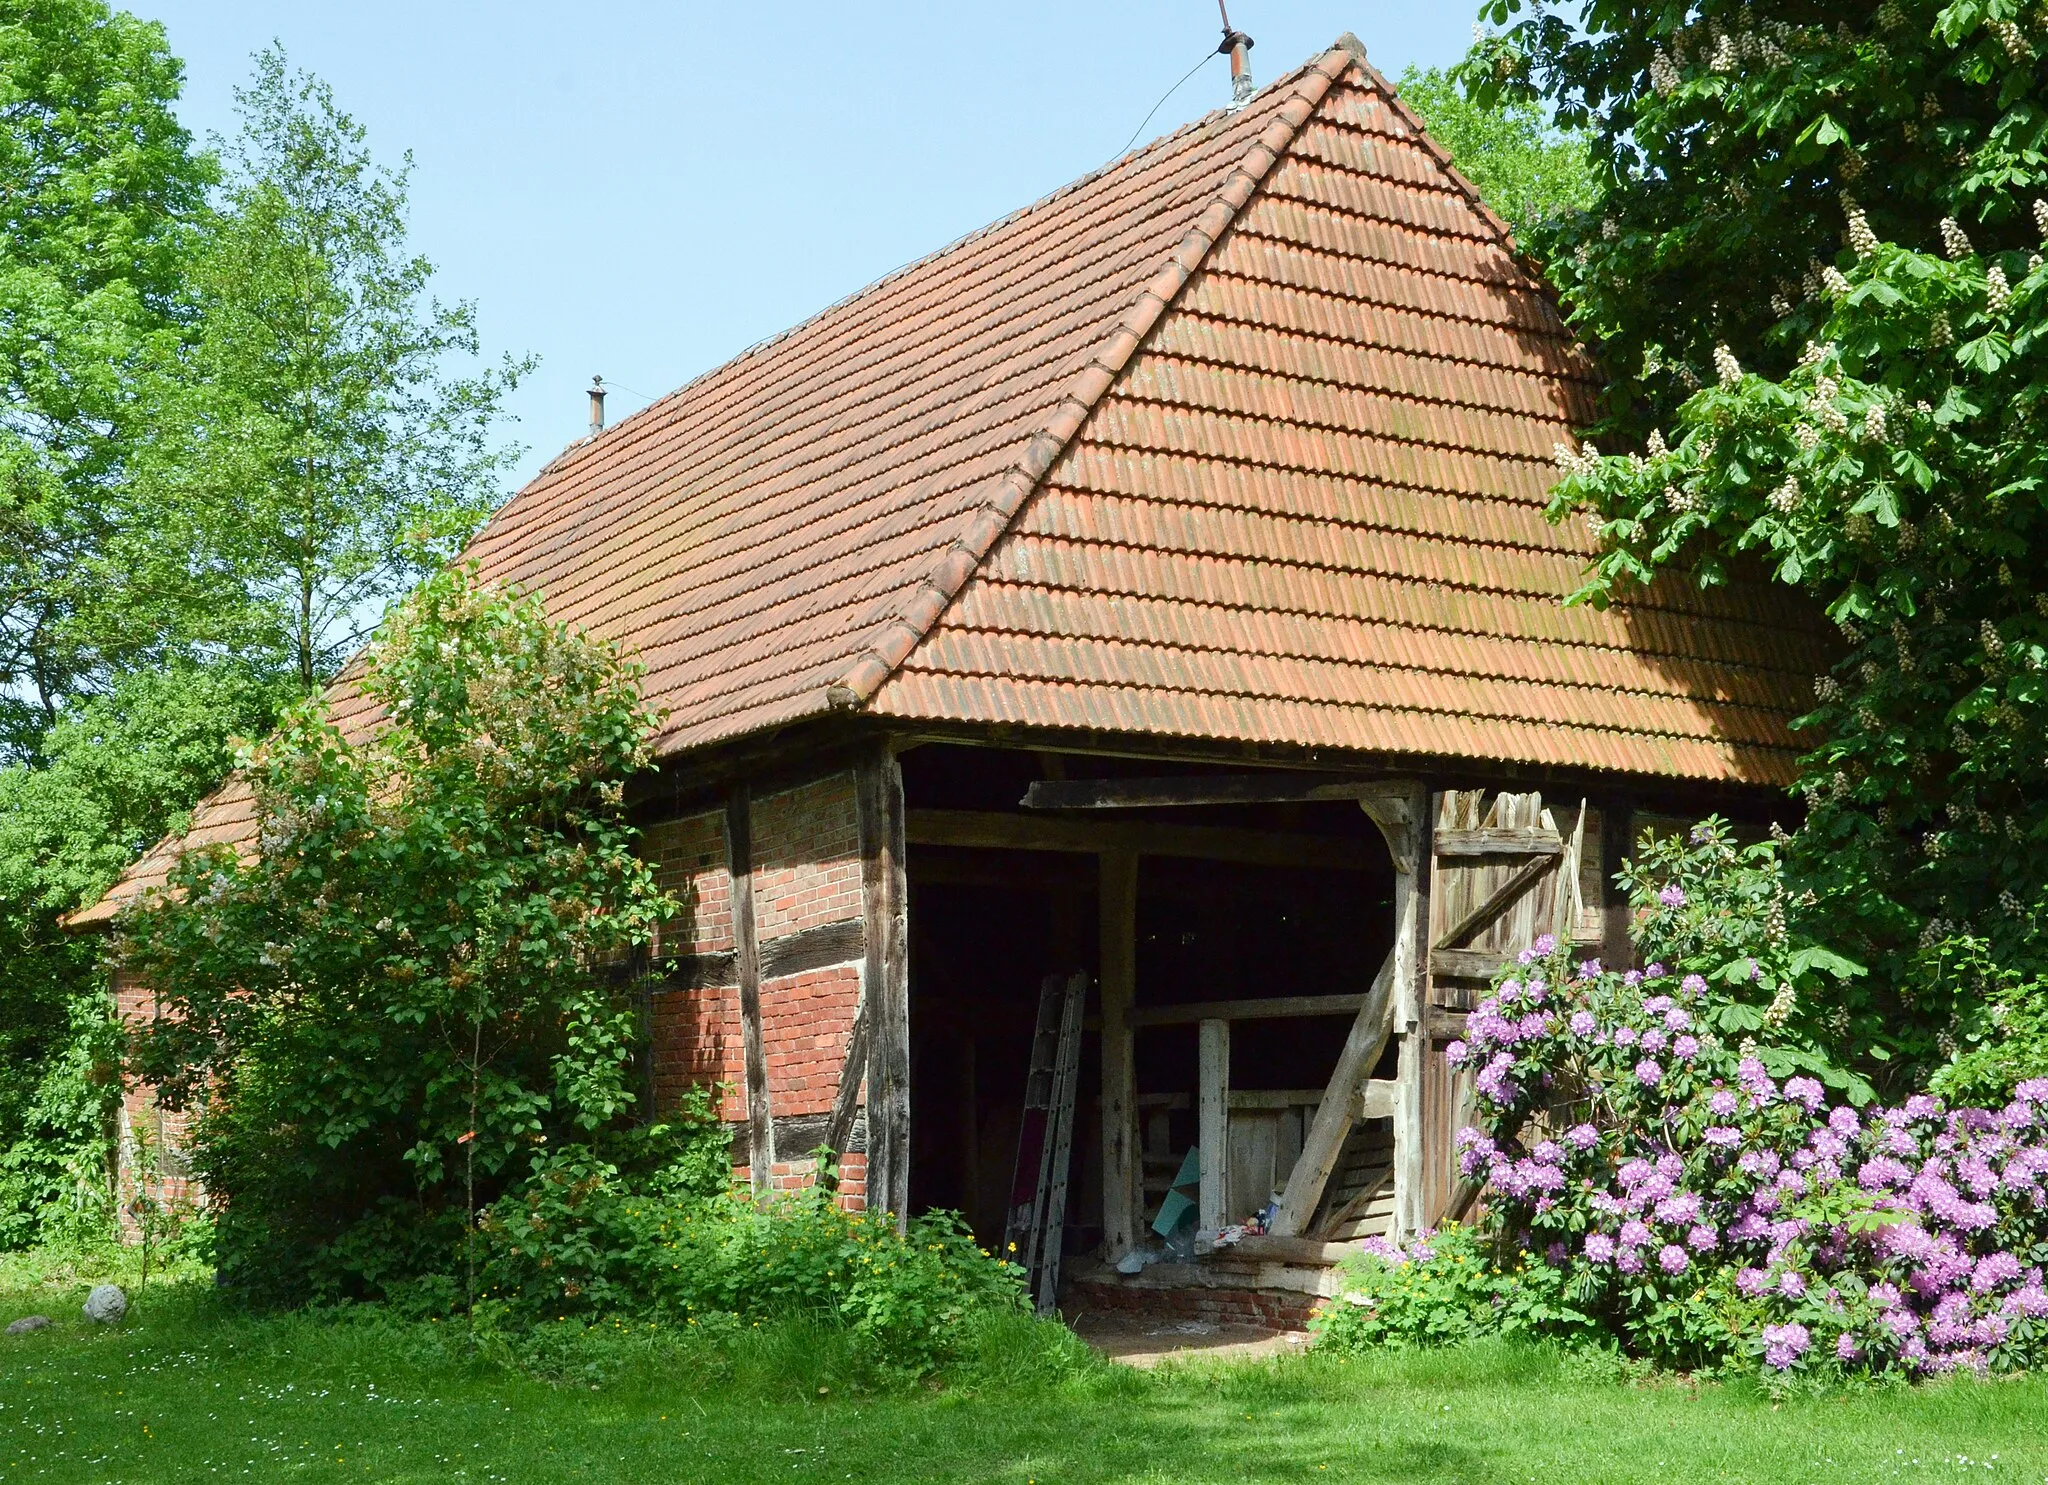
[{"left": 1415, "top": 790, "right": 1596, "bottom": 1227}]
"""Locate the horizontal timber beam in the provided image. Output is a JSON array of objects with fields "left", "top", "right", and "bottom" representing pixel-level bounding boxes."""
[
  {"left": 905, "top": 809, "right": 1376, "bottom": 871},
  {"left": 1129, "top": 993, "right": 1365, "bottom": 1026},
  {"left": 1022, "top": 774, "right": 1423, "bottom": 811}
]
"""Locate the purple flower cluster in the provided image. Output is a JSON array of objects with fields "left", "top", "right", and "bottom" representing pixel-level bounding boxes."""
[{"left": 1451, "top": 949, "right": 2048, "bottom": 1377}]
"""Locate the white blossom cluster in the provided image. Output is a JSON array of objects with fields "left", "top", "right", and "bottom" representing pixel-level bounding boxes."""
[
  {"left": 1987, "top": 263, "right": 2011, "bottom": 312},
  {"left": 1844, "top": 197, "right": 1880, "bottom": 258},
  {"left": 1650, "top": 48, "right": 1679, "bottom": 94},
  {"left": 1930, "top": 311, "right": 1953, "bottom": 347},
  {"left": 1665, "top": 484, "right": 1698, "bottom": 513},
  {"left": 1768, "top": 475, "right": 1802, "bottom": 513},
  {"left": 1983, "top": 619, "right": 2007, "bottom": 660},
  {"left": 1863, "top": 403, "right": 1887, "bottom": 442},
  {"left": 1990, "top": 19, "right": 2033, "bottom": 63},
  {"left": 1807, "top": 375, "right": 1849, "bottom": 435},
  {"left": 1714, "top": 343, "right": 1743, "bottom": 385},
  {"left": 1813, "top": 673, "right": 1843, "bottom": 702},
  {"left": 1552, "top": 440, "right": 1601, "bottom": 476},
  {"left": 1940, "top": 217, "right": 1974, "bottom": 259}
]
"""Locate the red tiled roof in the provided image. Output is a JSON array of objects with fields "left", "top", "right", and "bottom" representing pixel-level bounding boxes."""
[{"left": 71, "top": 38, "right": 1827, "bottom": 927}]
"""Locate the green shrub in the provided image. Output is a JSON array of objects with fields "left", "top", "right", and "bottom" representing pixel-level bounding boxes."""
[
  {"left": 1312, "top": 1224, "right": 1598, "bottom": 1354},
  {"left": 477, "top": 1142, "right": 1027, "bottom": 1379}
]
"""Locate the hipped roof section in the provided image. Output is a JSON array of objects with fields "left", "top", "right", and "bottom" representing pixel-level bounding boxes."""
[{"left": 72, "top": 38, "right": 1827, "bottom": 928}]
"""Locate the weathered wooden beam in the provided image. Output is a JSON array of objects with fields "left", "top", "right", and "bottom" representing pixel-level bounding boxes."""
[
  {"left": 1098, "top": 846, "right": 1140, "bottom": 1260},
  {"left": 905, "top": 809, "right": 1375, "bottom": 871},
  {"left": 1022, "top": 774, "right": 1422, "bottom": 810},
  {"left": 654, "top": 919, "right": 865, "bottom": 994},
  {"left": 1432, "top": 827, "right": 1563, "bottom": 856},
  {"left": 1432, "top": 853, "right": 1559, "bottom": 951},
  {"left": 1197, "top": 1019, "right": 1230, "bottom": 1237},
  {"left": 1268, "top": 945, "right": 1398, "bottom": 1237},
  {"left": 857, "top": 750, "right": 911, "bottom": 1230},
  {"left": 725, "top": 786, "right": 775, "bottom": 1196},
  {"left": 1353, "top": 1078, "right": 1398, "bottom": 1122},
  {"left": 1429, "top": 946, "right": 1514, "bottom": 980},
  {"left": 1128, "top": 993, "right": 1368, "bottom": 1027},
  {"left": 821, "top": 995, "right": 871, "bottom": 1164}
]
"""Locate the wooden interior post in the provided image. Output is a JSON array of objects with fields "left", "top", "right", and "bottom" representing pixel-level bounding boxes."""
[
  {"left": 1387, "top": 787, "right": 1433, "bottom": 1238},
  {"left": 1600, "top": 798, "right": 1635, "bottom": 972},
  {"left": 1197, "top": 1018, "right": 1230, "bottom": 1236},
  {"left": 857, "top": 748, "right": 911, "bottom": 1229},
  {"left": 725, "top": 785, "right": 774, "bottom": 1195},
  {"left": 1097, "top": 846, "right": 1140, "bottom": 1258}
]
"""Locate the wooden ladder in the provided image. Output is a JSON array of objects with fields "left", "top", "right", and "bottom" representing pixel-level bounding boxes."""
[{"left": 1003, "top": 972, "right": 1088, "bottom": 1316}]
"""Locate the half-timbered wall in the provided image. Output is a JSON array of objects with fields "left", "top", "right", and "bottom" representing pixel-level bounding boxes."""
[{"left": 643, "top": 770, "right": 874, "bottom": 1205}]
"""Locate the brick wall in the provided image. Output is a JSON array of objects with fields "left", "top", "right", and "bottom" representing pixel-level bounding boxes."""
[
  {"left": 644, "top": 808, "right": 745, "bottom": 1115},
  {"left": 111, "top": 968, "right": 201, "bottom": 1233}
]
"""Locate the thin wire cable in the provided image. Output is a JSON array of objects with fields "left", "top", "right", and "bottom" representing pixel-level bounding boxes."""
[{"left": 1118, "top": 49, "right": 1220, "bottom": 158}]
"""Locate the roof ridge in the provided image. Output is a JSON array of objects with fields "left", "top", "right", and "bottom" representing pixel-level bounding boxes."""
[
  {"left": 527, "top": 58, "right": 1337, "bottom": 493},
  {"left": 823, "top": 45, "right": 1358, "bottom": 710},
  {"left": 1331, "top": 34, "right": 1520, "bottom": 253}
]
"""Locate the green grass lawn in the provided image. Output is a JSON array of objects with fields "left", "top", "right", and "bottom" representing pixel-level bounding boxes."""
[{"left": 1, "top": 1259, "right": 2044, "bottom": 1483}]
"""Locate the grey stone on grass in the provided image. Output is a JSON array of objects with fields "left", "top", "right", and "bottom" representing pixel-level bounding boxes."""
[
  {"left": 5, "top": 1315, "right": 51, "bottom": 1336},
  {"left": 82, "top": 1284, "right": 127, "bottom": 1324}
]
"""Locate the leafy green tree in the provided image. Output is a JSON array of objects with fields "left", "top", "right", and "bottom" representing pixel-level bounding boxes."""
[
  {"left": 122, "top": 568, "right": 670, "bottom": 1302},
  {"left": 1396, "top": 63, "right": 1595, "bottom": 243},
  {"left": 142, "top": 47, "right": 531, "bottom": 693},
  {"left": 0, "top": 0, "right": 215, "bottom": 754},
  {"left": 1471, "top": 1, "right": 2048, "bottom": 1073},
  {"left": 0, "top": 665, "right": 284, "bottom": 1244}
]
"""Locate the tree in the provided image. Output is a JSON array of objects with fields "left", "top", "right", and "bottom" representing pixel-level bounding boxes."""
[
  {"left": 0, "top": 0, "right": 215, "bottom": 755},
  {"left": 0, "top": 665, "right": 284, "bottom": 1244},
  {"left": 1396, "top": 63, "right": 1595, "bottom": 244},
  {"left": 142, "top": 47, "right": 532, "bottom": 693},
  {"left": 1470, "top": 1, "right": 2048, "bottom": 1073},
  {"left": 122, "top": 568, "right": 670, "bottom": 1302}
]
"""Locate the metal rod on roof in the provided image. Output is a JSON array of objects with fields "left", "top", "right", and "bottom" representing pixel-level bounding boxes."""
[
  {"left": 1216, "top": 2, "right": 1254, "bottom": 110},
  {"left": 588, "top": 375, "right": 606, "bottom": 436}
]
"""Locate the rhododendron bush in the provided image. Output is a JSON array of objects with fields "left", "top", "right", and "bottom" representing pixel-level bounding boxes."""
[{"left": 1318, "top": 823, "right": 2048, "bottom": 1379}]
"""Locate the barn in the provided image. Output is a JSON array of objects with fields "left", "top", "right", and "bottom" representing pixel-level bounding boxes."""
[{"left": 76, "top": 35, "right": 1827, "bottom": 1326}]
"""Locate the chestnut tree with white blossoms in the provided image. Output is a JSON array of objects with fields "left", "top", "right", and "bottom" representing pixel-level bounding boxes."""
[{"left": 1464, "top": 1, "right": 2048, "bottom": 1079}]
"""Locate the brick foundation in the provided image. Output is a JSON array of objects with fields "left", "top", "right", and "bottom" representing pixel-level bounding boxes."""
[{"left": 1060, "top": 1276, "right": 1323, "bottom": 1332}]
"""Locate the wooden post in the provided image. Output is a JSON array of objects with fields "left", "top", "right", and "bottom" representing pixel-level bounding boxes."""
[
  {"left": 1384, "top": 787, "right": 1432, "bottom": 1238},
  {"left": 726, "top": 785, "right": 775, "bottom": 1196},
  {"left": 1197, "top": 1018, "right": 1230, "bottom": 1236},
  {"left": 1097, "top": 846, "right": 1140, "bottom": 1259},
  {"left": 857, "top": 749, "right": 911, "bottom": 1230},
  {"left": 1600, "top": 798, "right": 1635, "bottom": 972}
]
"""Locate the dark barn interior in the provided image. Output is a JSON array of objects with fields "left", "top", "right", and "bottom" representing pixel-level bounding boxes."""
[{"left": 900, "top": 743, "right": 1395, "bottom": 1254}]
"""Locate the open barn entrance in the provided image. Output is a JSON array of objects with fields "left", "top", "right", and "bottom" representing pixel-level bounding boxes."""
[{"left": 898, "top": 744, "right": 1396, "bottom": 1271}]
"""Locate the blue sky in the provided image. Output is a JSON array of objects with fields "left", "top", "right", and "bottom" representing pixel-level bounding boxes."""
[{"left": 142, "top": 3, "right": 1476, "bottom": 489}]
